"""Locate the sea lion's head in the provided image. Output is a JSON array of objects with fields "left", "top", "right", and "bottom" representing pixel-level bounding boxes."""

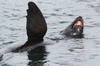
[
  {"left": 70, "top": 16, "right": 84, "bottom": 38},
  {"left": 61, "top": 16, "right": 84, "bottom": 38}
]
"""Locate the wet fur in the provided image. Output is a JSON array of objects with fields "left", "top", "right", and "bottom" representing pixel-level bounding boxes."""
[
  {"left": 12, "top": 2, "right": 47, "bottom": 52},
  {"left": 61, "top": 16, "right": 84, "bottom": 38}
]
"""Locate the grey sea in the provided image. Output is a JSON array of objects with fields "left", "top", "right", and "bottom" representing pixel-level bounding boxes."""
[{"left": 0, "top": 0, "right": 100, "bottom": 66}]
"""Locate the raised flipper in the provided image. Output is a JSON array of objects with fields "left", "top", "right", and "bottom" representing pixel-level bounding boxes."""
[
  {"left": 61, "top": 16, "right": 84, "bottom": 38},
  {"left": 26, "top": 2, "right": 47, "bottom": 42},
  {"left": 12, "top": 2, "right": 47, "bottom": 52}
]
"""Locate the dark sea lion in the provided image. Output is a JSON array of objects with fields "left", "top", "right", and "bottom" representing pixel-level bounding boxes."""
[
  {"left": 0, "top": 2, "right": 84, "bottom": 61},
  {"left": 12, "top": 2, "right": 47, "bottom": 52},
  {"left": 61, "top": 16, "right": 84, "bottom": 38}
]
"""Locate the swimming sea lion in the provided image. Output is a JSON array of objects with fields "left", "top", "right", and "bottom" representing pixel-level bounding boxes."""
[{"left": 61, "top": 16, "right": 84, "bottom": 38}]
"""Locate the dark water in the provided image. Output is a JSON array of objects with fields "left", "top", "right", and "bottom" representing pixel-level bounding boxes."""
[{"left": 0, "top": 0, "right": 100, "bottom": 66}]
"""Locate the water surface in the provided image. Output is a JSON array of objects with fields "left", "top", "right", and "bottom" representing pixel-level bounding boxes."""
[{"left": 0, "top": 0, "right": 100, "bottom": 66}]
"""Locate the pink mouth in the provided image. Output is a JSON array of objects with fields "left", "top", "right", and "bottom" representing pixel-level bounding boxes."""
[{"left": 73, "top": 21, "right": 83, "bottom": 28}]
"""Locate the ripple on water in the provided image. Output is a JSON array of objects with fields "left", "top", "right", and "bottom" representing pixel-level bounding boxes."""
[
  {"left": 88, "top": 3, "right": 100, "bottom": 13},
  {"left": 0, "top": 0, "right": 100, "bottom": 66},
  {"left": 77, "top": 0, "right": 96, "bottom": 2}
]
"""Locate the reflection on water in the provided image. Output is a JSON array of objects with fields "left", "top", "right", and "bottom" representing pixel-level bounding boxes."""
[
  {"left": 0, "top": 0, "right": 100, "bottom": 66},
  {"left": 28, "top": 46, "right": 48, "bottom": 66}
]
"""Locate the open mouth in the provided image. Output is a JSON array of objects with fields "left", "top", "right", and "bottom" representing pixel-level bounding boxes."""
[{"left": 72, "top": 20, "right": 83, "bottom": 29}]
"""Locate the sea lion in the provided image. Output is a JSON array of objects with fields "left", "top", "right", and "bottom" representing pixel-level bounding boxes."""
[
  {"left": 13, "top": 2, "right": 47, "bottom": 52},
  {"left": 61, "top": 16, "right": 84, "bottom": 38},
  {"left": 0, "top": 2, "right": 84, "bottom": 61}
]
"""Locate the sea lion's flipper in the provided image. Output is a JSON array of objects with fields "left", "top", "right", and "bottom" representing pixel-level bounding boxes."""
[
  {"left": 12, "top": 2, "right": 47, "bottom": 52},
  {"left": 26, "top": 2, "right": 47, "bottom": 42}
]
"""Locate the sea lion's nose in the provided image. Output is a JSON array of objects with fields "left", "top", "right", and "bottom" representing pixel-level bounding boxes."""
[{"left": 76, "top": 27, "right": 82, "bottom": 32}]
